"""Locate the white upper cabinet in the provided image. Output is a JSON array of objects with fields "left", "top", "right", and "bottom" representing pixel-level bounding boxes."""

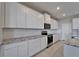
[
  {"left": 5, "top": 3, "right": 26, "bottom": 28},
  {"left": 44, "top": 13, "right": 58, "bottom": 29},
  {"left": 26, "top": 7, "right": 37, "bottom": 28},
  {"left": 0, "top": 2, "right": 4, "bottom": 27},
  {"left": 5, "top": 3, "right": 17, "bottom": 28},
  {"left": 72, "top": 18, "right": 79, "bottom": 29},
  {"left": 35, "top": 13, "right": 44, "bottom": 29},
  {"left": 26, "top": 7, "right": 44, "bottom": 29},
  {"left": 51, "top": 18, "right": 55, "bottom": 29},
  {"left": 17, "top": 3, "right": 26, "bottom": 28},
  {"left": 54, "top": 20, "right": 58, "bottom": 29},
  {"left": 51, "top": 18, "right": 58, "bottom": 29},
  {"left": 0, "top": 3, "right": 4, "bottom": 44},
  {"left": 4, "top": 2, "right": 44, "bottom": 29},
  {"left": 44, "top": 13, "right": 51, "bottom": 24}
]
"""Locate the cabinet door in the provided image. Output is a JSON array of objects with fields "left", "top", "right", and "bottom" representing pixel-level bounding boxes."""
[
  {"left": 0, "top": 2, "right": 4, "bottom": 27},
  {"left": 26, "top": 7, "right": 44, "bottom": 29},
  {"left": 4, "top": 47, "right": 18, "bottom": 57},
  {"left": 54, "top": 20, "right": 58, "bottom": 29},
  {"left": 17, "top": 3, "right": 26, "bottom": 28},
  {"left": 5, "top": 2, "right": 17, "bottom": 28},
  {"left": 0, "top": 29, "right": 2, "bottom": 44},
  {"left": 44, "top": 13, "right": 51, "bottom": 24},
  {"left": 36, "top": 14, "right": 44, "bottom": 29},
  {"left": 26, "top": 7, "right": 37, "bottom": 28},
  {"left": 72, "top": 18, "right": 79, "bottom": 29},
  {"left": 51, "top": 18, "right": 54, "bottom": 29},
  {"left": 0, "top": 3, "right": 1, "bottom": 26},
  {"left": 18, "top": 41, "right": 28, "bottom": 57},
  {"left": 53, "top": 35, "right": 58, "bottom": 43},
  {"left": 28, "top": 39, "right": 41, "bottom": 56},
  {"left": 41, "top": 36, "right": 47, "bottom": 50}
]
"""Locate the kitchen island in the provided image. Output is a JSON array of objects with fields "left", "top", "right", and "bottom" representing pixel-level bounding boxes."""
[{"left": 62, "top": 39, "right": 79, "bottom": 57}]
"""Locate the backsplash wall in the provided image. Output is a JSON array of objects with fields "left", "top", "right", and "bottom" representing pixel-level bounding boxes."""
[
  {"left": 3, "top": 29, "right": 42, "bottom": 39},
  {"left": 3, "top": 28, "right": 58, "bottom": 40}
]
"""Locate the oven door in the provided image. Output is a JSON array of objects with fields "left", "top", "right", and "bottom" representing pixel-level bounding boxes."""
[{"left": 47, "top": 35, "right": 53, "bottom": 44}]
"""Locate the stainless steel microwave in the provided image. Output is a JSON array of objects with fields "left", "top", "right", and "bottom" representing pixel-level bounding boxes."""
[{"left": 44, "top": 23, "right": 51, "bottom": 29}]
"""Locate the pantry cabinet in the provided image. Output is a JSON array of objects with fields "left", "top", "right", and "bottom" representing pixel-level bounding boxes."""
[{"left": 72, "top": 18, "right": 79, "bottom": 29}]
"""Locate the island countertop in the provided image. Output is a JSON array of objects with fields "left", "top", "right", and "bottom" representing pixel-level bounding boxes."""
[{"left": 62, "top": 39, "right": 79, "bottom": 47}]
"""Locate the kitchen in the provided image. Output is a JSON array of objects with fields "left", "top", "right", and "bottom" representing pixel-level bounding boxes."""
[{"left": 0, "top": 2, "right": 79, "bottom": 57}]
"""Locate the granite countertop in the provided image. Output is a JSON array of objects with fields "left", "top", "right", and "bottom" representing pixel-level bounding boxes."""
[
  {"left": 62, "top": 39, "right": 79, "bottom": 47},
  {"left": 1, "top": 35, "right": 46, "bottom": 45}
]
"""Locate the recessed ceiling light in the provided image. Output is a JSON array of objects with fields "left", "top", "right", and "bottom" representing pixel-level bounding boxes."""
[
  {"left": 57, "top": 6, "right": 60, "bottom": 10},
  {"left": 63, "top": 13, "right": 66, "bottom": 16}
]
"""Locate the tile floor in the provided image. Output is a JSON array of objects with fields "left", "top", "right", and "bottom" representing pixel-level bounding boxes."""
[{"left": 34, "top": 41, "right": 64, "bottom": 57}]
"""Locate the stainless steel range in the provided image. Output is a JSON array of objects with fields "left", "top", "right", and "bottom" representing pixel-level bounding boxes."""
[{"left": 41, "top": 31, "right": 53, "bottom": 47}]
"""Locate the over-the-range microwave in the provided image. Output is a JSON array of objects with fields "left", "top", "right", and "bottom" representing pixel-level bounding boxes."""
[{"left": 44, "top": 23, "right": 51, "bottom": 29}]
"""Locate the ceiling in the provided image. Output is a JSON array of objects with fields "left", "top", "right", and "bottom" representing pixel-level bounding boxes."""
[{"left": 22, "top": 2, "right": 79, "bottom": 20}]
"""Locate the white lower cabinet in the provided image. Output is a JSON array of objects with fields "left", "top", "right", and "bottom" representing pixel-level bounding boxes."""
[
  {"left": 28, "top": 38, "right": 41, "bottom": 56},
  {"left": 0, "top": 36, "right": 47, "bottom": 57},
  {"left": 53, "top": 34, "right": 59, "bottom": 43},
  {"left": 4, "top": 47, "right": 18, "bottom": 57},
  {"left": 0, "top": 29, "right": 2, "bottom": 44},
  {"left": 41, "top": 36, "right": 47, "bottom": 50},
  {"left": 18, "top": 41, "right": 28, "bottom": 57},
  {"left": 1, "top": 41, "right": 28, "bottom": 57}
]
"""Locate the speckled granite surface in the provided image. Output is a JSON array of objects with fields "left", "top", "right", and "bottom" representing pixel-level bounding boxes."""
[
  {"left": 62, "top": 39, "right": 79, "bottom": 47},
  {"left": 0, "top": 35, "right": 46, "bottom": 45}
]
